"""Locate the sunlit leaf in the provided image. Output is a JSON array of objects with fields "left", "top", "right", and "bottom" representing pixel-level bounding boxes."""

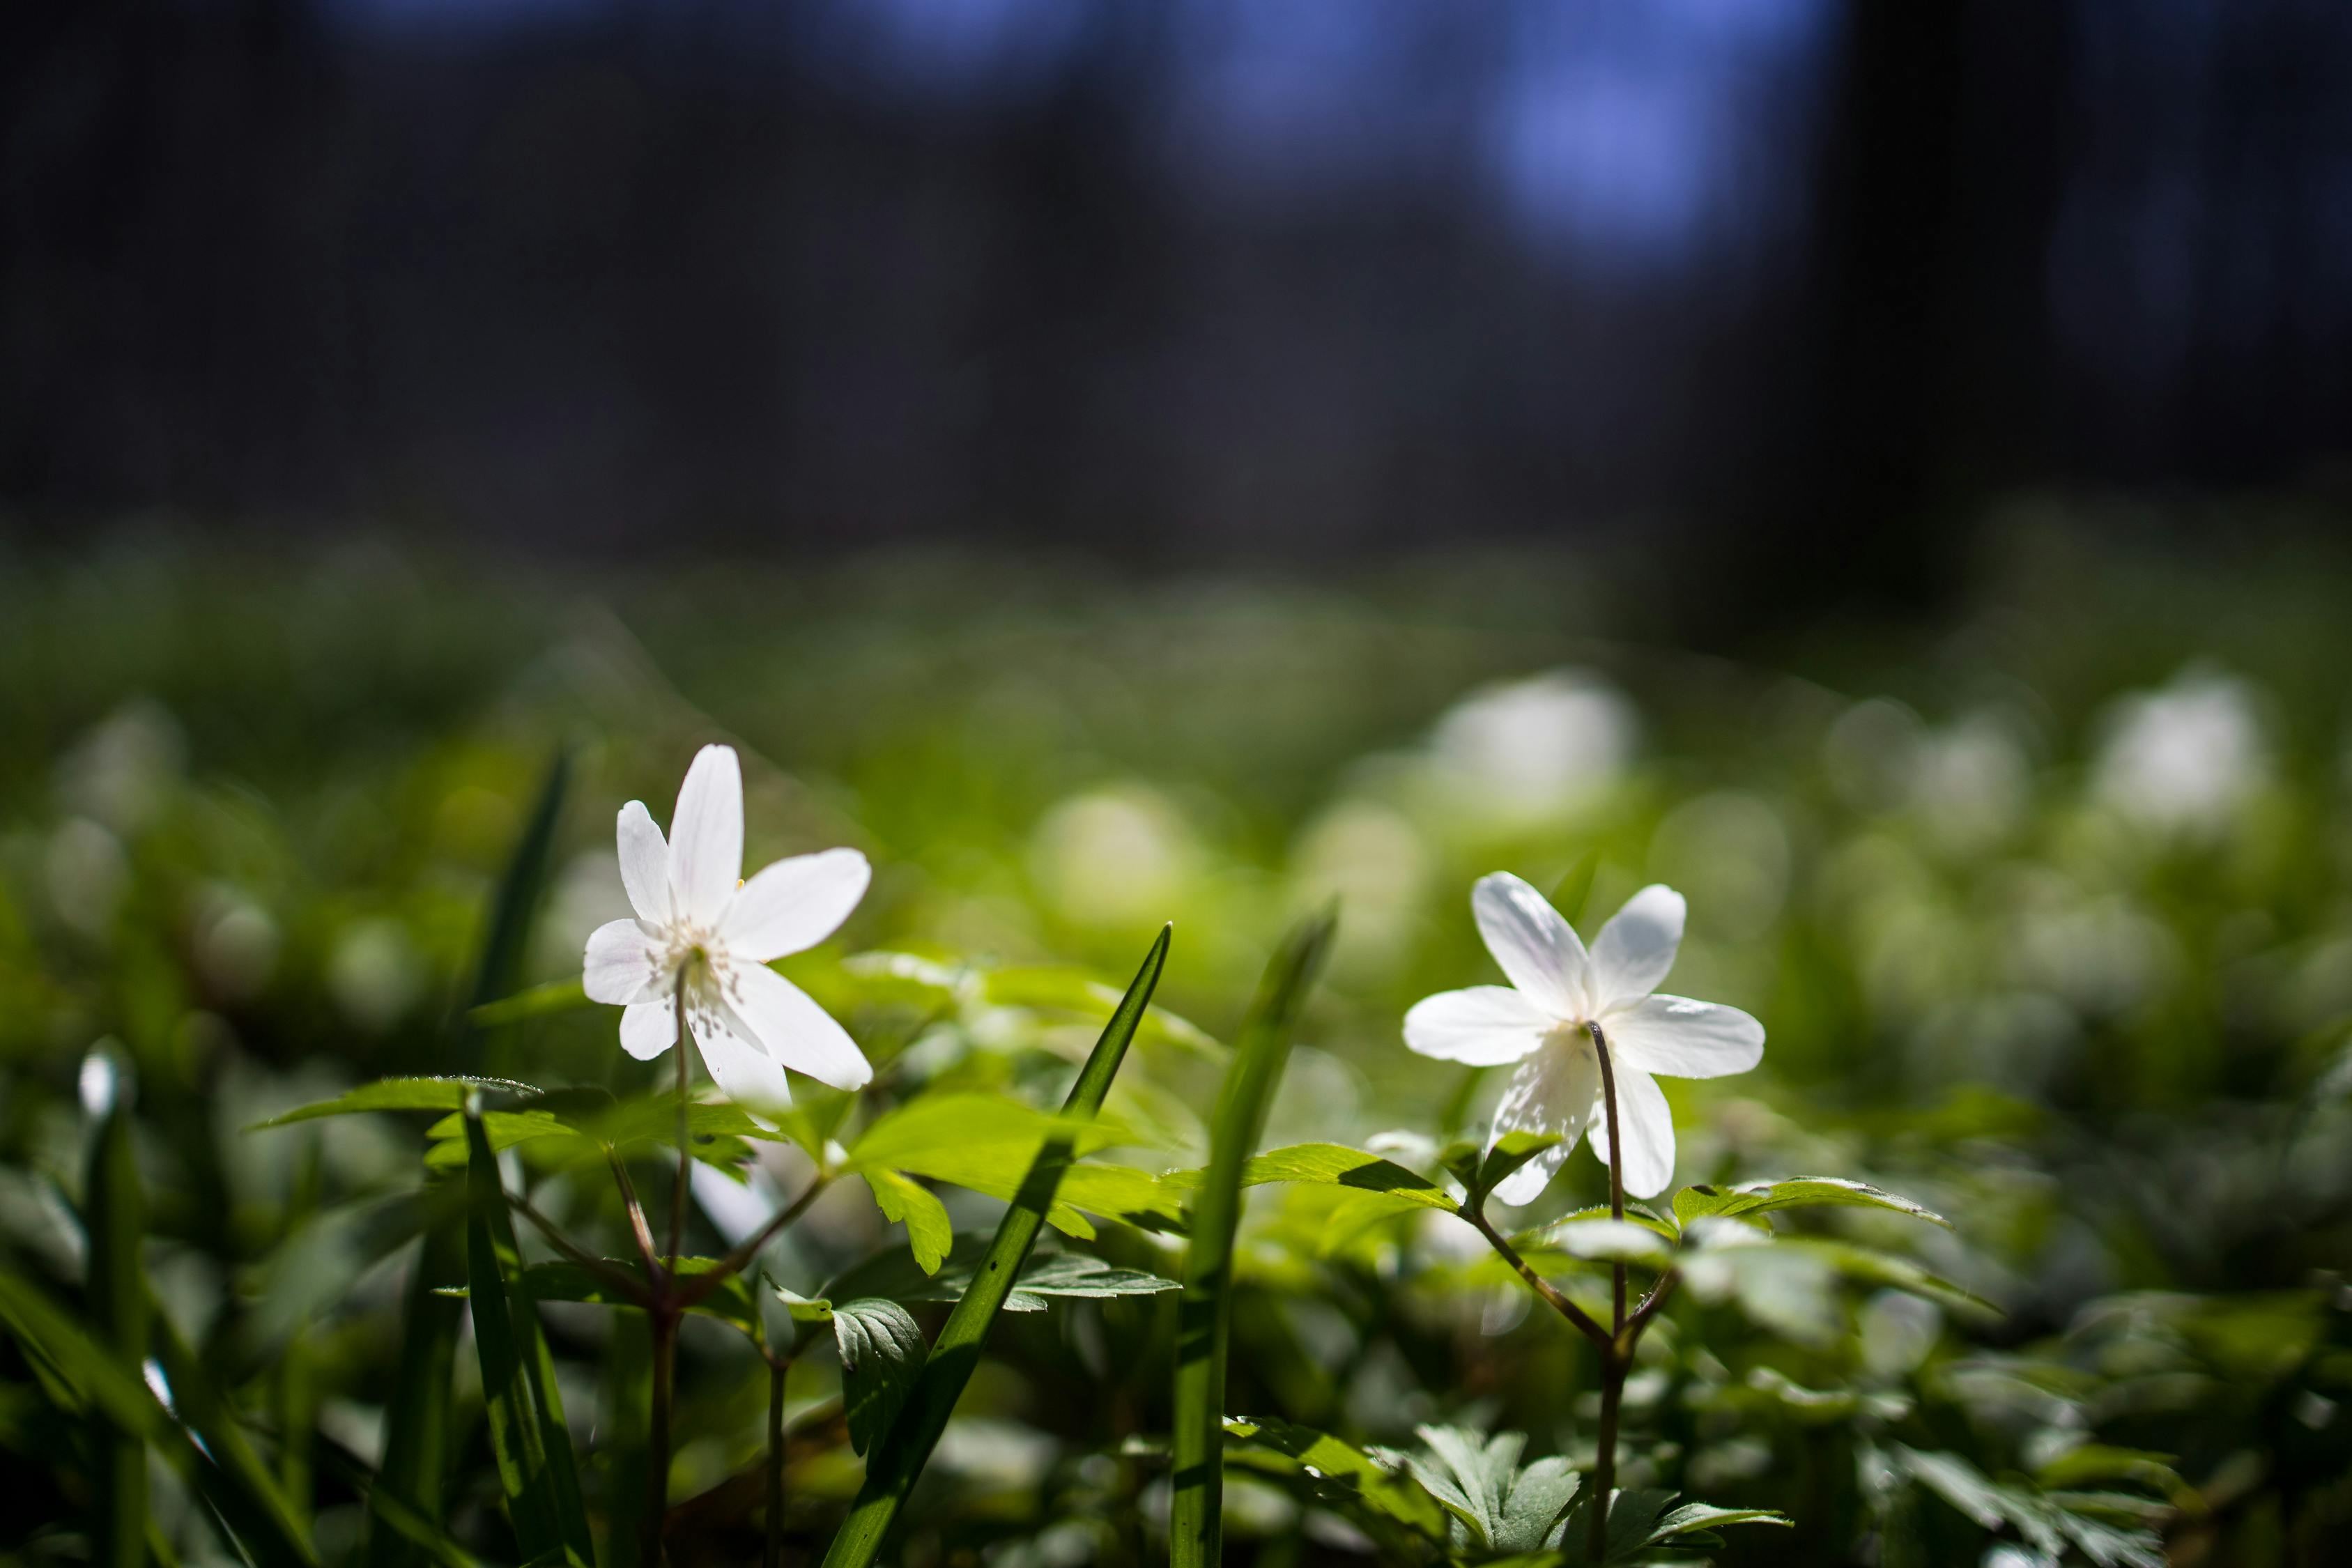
[
  {"left": 253, "top": 1077, "right": 539, "bottom": 1129},
  {"left": 864, "top": 1170, "right": 953, "bottom": 1275},
  {"left": 1221, "top": 1416, "right": 1449, "bottom": 1542},
  {"left": 1673, "top": 1176, "right": 1951, "bottom": 1230},
  {"left": 832, "top": 1298, "right": 926, "bottom": 1457}
]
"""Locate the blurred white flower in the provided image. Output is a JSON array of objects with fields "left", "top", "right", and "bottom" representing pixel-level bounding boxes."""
[
  {"left": 2092, "top": 668, "right": 2266, "bottom": 832},
  {"left": 1910, "top": 710, "right": 2033, "bottom": 849},
  {"left": 1429, "top": 669, "right": 1636, "bottom": 815},
  {"left": 1404, "top": 874, "right": 1763, "bottom": 1201},
  {"left": 583, "top": 744, "right": 872, "bottom": 1107}
]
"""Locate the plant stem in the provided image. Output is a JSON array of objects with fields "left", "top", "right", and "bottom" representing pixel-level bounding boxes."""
[
  {"left": 1586, "top": 1019, "right": 1627, "bottom": 1566},
  {"left": 764, "top": 1356, "right": 789, "bottom": 1568},
  {"left": 643, "top": 1307, "right": 677, "bottom": 1568},
  {"left": 1462, "top": 1204, "right": 1611, "bottom": 1348},
  {"left": 668, "top": 988, "right": 691, "bottom": 1270},
  {"left": 675, "top": 1175, "right": 831, "bottom": 1310}
]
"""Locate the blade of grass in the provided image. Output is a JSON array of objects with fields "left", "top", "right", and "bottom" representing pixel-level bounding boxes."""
[
  {"left": 371, "top": 749, "right": 569, "bottom": 1568},
  {"left": 1169, "top": 909, "right": 1337, "bottom": 1568},
  {"left": 0, "top": 1268, "right": 316, "bottom": 1568},
  {"left": 463, "top": 1109, "right": 595, "bottom": 1567},
  {"left": 147, "top": 1307, "right": 323, "bottom": 1568},
  {"left": 85, "top": 1093, "right": 146, "bottom": 1568},
  {"left": 818, "top": 925, "right": 1173, "bottom": 1568}
]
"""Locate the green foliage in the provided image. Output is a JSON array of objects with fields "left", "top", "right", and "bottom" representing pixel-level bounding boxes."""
[
  {"left": 1171, "top": 909, "right": 1338, "bottom": 1568},
  {"left": 831, "top": 1299, "right": 927, "bottom": 1456}
]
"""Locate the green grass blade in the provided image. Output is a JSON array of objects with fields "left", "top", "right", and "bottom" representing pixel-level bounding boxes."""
[
  {"left": 0, "top": 1267, "right": 316, "bottom": 1568},
  {"left": 818, "top": 925, "right": 1172, "bottom": 1568},
  {"left": 84, "top": 1097, "right": 146, "bottom": 1568},
  {"left": 1169, "top": 909, "right": 1337, "bottom": 1568},
  {"left": 463, "top": 1109, "right": 594, "bottom": 1567},
  {"left": 371, "top": 749, "right": 569, "bottom": 1568},
  {"left": 147, "top": 1309, "right": 322, "bottom": 1568}
]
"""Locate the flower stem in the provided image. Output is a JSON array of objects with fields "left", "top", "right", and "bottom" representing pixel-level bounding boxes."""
[
  {"left": 763, "top": 1355, "right": 789, "bottom": 1568},
  {"left": 643, "top": 1307, "right": 677, "bottom": 1568},
  {"left": 1462, "top": 1202, "right": 1611, "bottom": 1348},
  {"left": 1586, "top": 1019, "right": 1627, "bottom": 1565},
  {"left": 668, "top": 988, "right": 690, "bottom": 1270}
]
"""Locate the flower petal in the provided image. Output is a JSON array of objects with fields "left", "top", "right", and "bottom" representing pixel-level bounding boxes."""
[
  {"left": 620, "top": 999, "right": 676, "bottom": 1060},
  {"left": 585, "top": 918, "right": 663, "bottom": 1005},
  {"left": 617, "top": 801, "right": 671, "bottom": 923},
  {"left": 1486, "top": 1036, "right": 1601, "bottom": 1206},
  {"left": 689, "top": 997, "right": 794, "bottom": 1111},
  {"left": 1403, "top": 986, "right": 1553, "bottom": 1066},
  {"left": 1471, "top": 872, "right": 1589, "bottom": 1017},
  {"left": 730, "top": 963, "right": 873, "bottom": 1091},
  {"left": 1603, "top": 994, "right": 1763, "bottom": 1079},
  {"left": 1588, "top": 884, "right": 1685, "bottom": 1008},
  {"left": 1588, "top": 1065, "right": 1675, "bottom": 1199},
  {"left": 721, "top": 847, "right": 871, "bottom": 962},
  {"left": 668, "top": 744, "right": 743, "bottom": 925}
]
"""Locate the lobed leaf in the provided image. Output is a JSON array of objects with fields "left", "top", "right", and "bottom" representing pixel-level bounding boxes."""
[
  {"left": 254, "top": 1076, "right": 539, "bottom": 1129},
  {"left": 863, "top": 1170, "right": 953, "bottom": 1275},
  {"left": 1162, "top": 1142, "right": 1454, "bottom": 1210},
  {"left": 1220, "top": 1416, "right": 1449, "bottom": 1542}
]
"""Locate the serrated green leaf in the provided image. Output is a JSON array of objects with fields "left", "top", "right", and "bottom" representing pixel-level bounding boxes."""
[
  {"left": 833, "top": 1298, "right": 927, "bottom": 1456},
  {"left": 1221, "top": 1416, "right": 1449, "bottom": 1542},
  {"left": 1514, "top": 1202, "right": 1679, "bottom": 1250},
  {"left": 1672, "top": 1176, "right": 1951, "bottom": 1229},
  {"left": 1556, "top": 1485, "right": 1675, "bottom": 1564},
  {"left": 865, "top": 1170, "right": 953, "bottom": 1275},
  {"left": 1545, "top": 1217, "right": 1675, "bottom": 1268},
  {"left": 253, "top": 1077, "right": 539, "bottom": 1130}
]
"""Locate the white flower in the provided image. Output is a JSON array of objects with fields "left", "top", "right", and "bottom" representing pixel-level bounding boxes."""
[
  {"left": 583, "top": 745, "right": 873, "bottom": 1107},
  {"left": 1404, "top": 873, "right": 1762, "bottom": 1203}
]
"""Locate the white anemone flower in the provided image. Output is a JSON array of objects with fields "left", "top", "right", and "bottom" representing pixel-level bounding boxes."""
[
  {"left": 583, "top": 745, "right": 873, "bottom": 1107},
  {"left": 1405, "top": 873, "right": 1762, "bottom": 1204}
]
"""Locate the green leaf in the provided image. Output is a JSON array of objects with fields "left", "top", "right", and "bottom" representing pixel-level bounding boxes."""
[
  {"left": 84, "top": 1098, "right": 146, "bottom": 1568},
  {"left": 1638, "top": 1501, "right": 1794, "bottom": 1548},
  {"left": 1783, "top": 1238, "right": 1998, "bottom": 1316},
  {"left": 371, "top": 748, "right": 569, "bottom": 1568},
  {"left": 1161, "top": 1142, "right": 1453, "bottom": 1209},
  {"left": 1406, "top": 1426, "right": 1579, "bottom": 1552},
  {"left": 1170, "top": 910, "right": 1337, "bottom": 1568},
  {"left": 468, "top": 979, "right": 590, "bottom": 1029},
  {"left": 452, "top": 1259, "right": 759, "bottom": 1337},
  {"left": 1514, "top": 1202, "right": 1679, "bottom": 1250},
  {"left": 1220, "top": 1417, "right": 1449, "bottom": 1542},
  {"left": 1542, "top": 1217, "right": 1675, "bottom": 1268},
  {"left": 820, "top": 926, "right": 1171, "bottom": 1568},
  {"left": 461, "top": 1112, "right": 594, "bottom": 1567},
  {"left": 833, "top": 1298, "right": 927, "bottom": 1456},
  {"left": 252, "top": 1076, "right": 539, "bottom": 1129},
  {"left": 844, "top": 1093, "right": 1139, "bottom": 1175},
  {"left": 1672, "top": 1176, "right": 1951, "bottom": 1230},
  {"left": 864, "top": 1170, "right": 953, "bottom": 1275},
  {"left": 1555, "top": 1486, "right": 1675, "bottom": 1564},
  {"left": 824, "top": 1236, "right": 1178, "bottom": 1313}
]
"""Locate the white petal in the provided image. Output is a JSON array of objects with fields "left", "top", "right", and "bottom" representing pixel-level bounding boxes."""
[
  {"left": 1403, "top": 987, "right": 1553, "bottom": 1066},
  {"left": 1470, "top": 872, "right": 1590, "bottom": 1017},
  {"left": 1486, "top": 1036, "right": 1601, "bottom": 1206},
  {"left": 584, "top": 919, "right": 663, "bottom": 1005},
  {"left": 730, "top": 964, "right": 873, "bottom": 1091},
  {"left": 1603, "top": 994, "right": 1764, "bottom": 1079},
  {"left": 689, "top": 997, "right": 794, "bottom": 1110},
  {"left": 1588, "top": 1065, "right": 1675, "bottom": 1199},
  {"left": 1588, "top": 884, "right": 1685, "bottom": 1008},
  {"left": 620, "top": 999, "right": 677, "bottom": 1060},
  {"left": 668, "top": 744, "right": 743, "bottom": 925},
  {"left": 721, "top": 848, "right": 870, "bottom": 962},
  {"left": 616, "top": 801, "right": 671, "bottom": 923}
]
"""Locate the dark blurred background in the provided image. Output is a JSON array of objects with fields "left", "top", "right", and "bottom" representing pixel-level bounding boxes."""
[{"left": 4, "top": 0, "right": 2351, "bottom": 614}]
